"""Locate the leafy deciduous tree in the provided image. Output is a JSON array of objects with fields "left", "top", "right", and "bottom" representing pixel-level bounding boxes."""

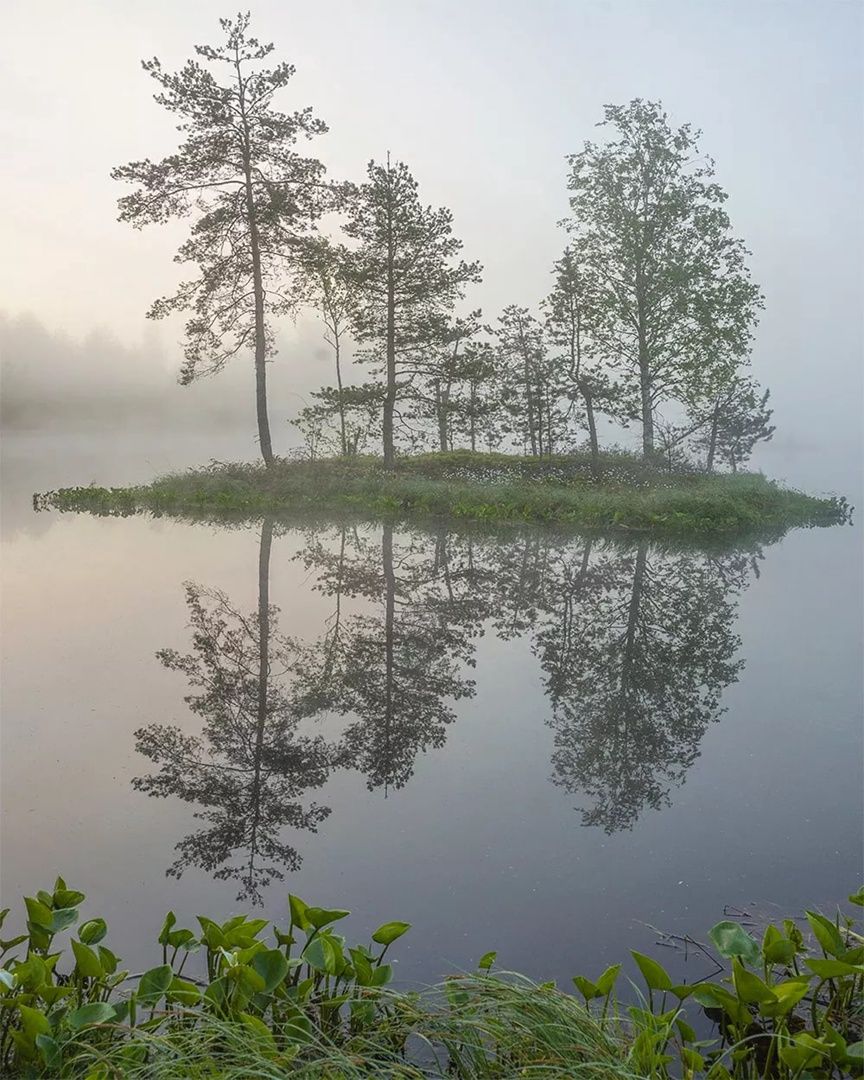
[{"left": 565, "top": 99, "right": 763, "bottom": 458}]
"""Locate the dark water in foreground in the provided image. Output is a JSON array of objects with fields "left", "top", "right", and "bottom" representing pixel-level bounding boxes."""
[{"left": 1, "top": 439, "right": 862, "bottom": 991}]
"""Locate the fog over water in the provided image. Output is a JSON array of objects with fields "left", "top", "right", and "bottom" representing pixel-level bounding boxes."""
[
  {"left": 2, "top": 0, "right": 862, "bottom": 500},
  {"left": 0, "top": 0, "right": 862, "bottom": 1001}
]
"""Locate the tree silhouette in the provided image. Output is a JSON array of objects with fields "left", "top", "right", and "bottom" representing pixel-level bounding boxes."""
[
  {"left": 534, "top": 539, "right": 757, "bottom": 831},
  {"left": 291, "top": 521, "right": 481, "bottom": 791},
  {"left": 343, "top": 158, "right": 482, "bottom": 467},
  {"left": 134, "top": 519, "right": 336, "bottom": 902},
  {"left": 564, "top": 100, "right": 763, "bottom": 457},
  {"left": 112, "top": 14, "right": 329, "bottom": 466}
]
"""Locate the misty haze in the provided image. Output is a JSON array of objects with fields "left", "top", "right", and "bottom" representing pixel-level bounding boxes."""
[{"left": 1, "top": 2, "right": 861, "bottom": 1077}]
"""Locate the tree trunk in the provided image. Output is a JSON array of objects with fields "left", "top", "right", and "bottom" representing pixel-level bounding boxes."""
[
  {"left": 242, "top": 161, "right": 274, "bottom": 468},
  {"left": 621, "top": 540, "right": 647, "bottom": 688},
  {"left": 437, "top": 380, "right": 450, "bottom": 452},
  {"left": 246, "top": 514, "right": 273, "bottom": 894},
  {"left": 383, "top": 172, "right": 397, "bottom": 470},
  {"left": 522, "top": 363, "right": 537, "bottom": 455},
  {"left": 706, "top": 401, "right": 720, "bottom": 473},
  {"left": 583, "top": 382, "right": 600, "bottom": 479},
  {"left": 334, "top": 327, "right": 347, "bottom": 457},
  {"left": 382, "top": 521, "right": 395, "bottom": 792},
  {"left": 469, "top": 383, "right": 477, "bottom": 453},
  {"left": 636, "top": 276, "right": 654, "bottom": 459}
]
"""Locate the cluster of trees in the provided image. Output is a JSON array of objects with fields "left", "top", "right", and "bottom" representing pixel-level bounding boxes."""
[
  {"left": 134, "top": 518, "right": 763, "bottom": 900},
  {"left": 117, "top": 15, "right": 774, "bottom": 472}
]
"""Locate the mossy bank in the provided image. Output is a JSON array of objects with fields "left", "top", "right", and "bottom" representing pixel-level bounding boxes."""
[{"left": 34, "top": 450, "right": 850, "bottom": 536}]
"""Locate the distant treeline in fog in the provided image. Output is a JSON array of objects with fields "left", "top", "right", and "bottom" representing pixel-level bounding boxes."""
[{"left": 0, "top": 312, "right": 327, "bottom": 435}]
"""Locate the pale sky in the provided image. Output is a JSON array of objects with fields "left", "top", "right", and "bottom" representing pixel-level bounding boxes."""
[{"left": 2, "top": 0, "right": 862, "bottom": 491}]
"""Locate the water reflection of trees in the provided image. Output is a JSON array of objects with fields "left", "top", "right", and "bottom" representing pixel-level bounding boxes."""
[
  {"left": 136, "top": 516, "right": 765, "bottom": 898},
  {"left": 292, "top": 522, "right": 481, "bottom": 791},
  {"left": 133, "top": 518, "right": 335, "bottom": 903},
  {"left": 533, "top": 540, "right": 755, "bottom": 831}
]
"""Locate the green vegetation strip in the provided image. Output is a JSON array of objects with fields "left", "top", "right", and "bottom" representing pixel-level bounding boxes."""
[
  {"left": 36, "top": 452, "right": 849, "bottom": 535},
  {"left": 1, "top": 877, "right": 862, "bottom": 1077}
]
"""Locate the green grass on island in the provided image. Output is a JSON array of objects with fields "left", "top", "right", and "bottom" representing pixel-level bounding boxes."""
[{"left": 35, "top": 450, "right": 850, "bottom": 535}]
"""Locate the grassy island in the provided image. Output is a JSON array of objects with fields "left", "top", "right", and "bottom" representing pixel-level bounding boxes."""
[{"left": 36, "top": 451, "right": 849, "bottom": 536}]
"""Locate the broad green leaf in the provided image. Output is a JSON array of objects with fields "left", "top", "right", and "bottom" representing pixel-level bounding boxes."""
[
  {"left": 372, "top": 920, "right": 411, "bottom": 946},
  {"left": 478, "top": 951, "right": 497, "bottom": 972},
  {"left": 288, "top": 895, "right": 311, "bottom": 932},
  {"left": 23, "top": 897, "right": 54, "bottom": 931},
  {"left": 708, "top": 921, "right": 760, "bottom": 966},
  {"left": 371, "top": 963, "right": 392, "bottom": 986},
  {"left": 98, "top": 945, "right": 119, "bottom": 975},
  {"left": 232, "top": 964, "right": 265, "bottom": 994},
  {"left": 35, "top": 1034, "right": 61, "bottom": 1070},
  {"left": 239, "top": 1011, "right": 277, "bottom": 1050},
  {"left": 692, "top": 983, "right": 751, "bottom": 1026},
  {"left": 67, "top": 1001, "right": 115, "bottom": 1030},
  {"left": 157, "top": 911, "right": 176, "bottom": 946},
  {"left": 573, "top": 975, "right": 599, "bottom": 1000},
  {"left": 167, "top": 928, "right": 196, "bottom": 950},
  {"left": 203, "top": 975, "right": 230, "bottom": 1012},
  {"left": 166, "top": 977, "right": 200, "bottom": 1006},
  {"left": 49, "top": 907, "right": 80, "bottom": 933},
  {"left": 732, "top": 959, "right": 776, "bottom": 1004},
  {"left": 676, "top": 1017, "right": 697, "bottom": 1043},
  {"left": 79, "top": 918, "right": 107, "bottom": 945},
  {"left": 196, "top": 916, "right": 226, "bottom": 950},
  {"left": 760, "top": 978, "right": 810, "bottom": 1017},
  {"left": 251, "top": 948, "right": 288, "bottom": 992},
  {"left": 848, "top": 886, "right": 864, "bottom": 907},
  {"left": 17, "top": 1004, "right": 51, "bottom": 1040},
  {"left": 0, "top": 968, "right": 15, "bottom": 990},
  {"left": 349, "top": 947, "right": 373, "bottom": 986},
  {"left": 224, "top": 918, "right": 268, "bottom": 948},
  {"left": 596, "top": 963, "right": 622, "bottom": 995},
  {"left": 302, "top": 935, "right": 337, "bottom": 975},
  {"left": 71, "top": 938, "right": 104, "bottom": 979},
  {"left": 137, "top": 963, "right": 173, "bottom": 1005},
  {"left": 13, "top": 955, "right": 48, "bottom": 991},
  {"left": 631, "top": 950, "right": 672, "bottom": 991},
  {"left": 762, "top": 925, "right": 796, "bottom": 966},
  {"left": 51, "top": 885, "right": 84, "bottom": 911},
  {"left": 806, "top": 957, "right": 862, "bottom": 978},
  {"left": 304, "top": 907, "right": 350, "bottom": 930},
  {"left": 806, "top": 911, "right": 844, "bottom": 957}
]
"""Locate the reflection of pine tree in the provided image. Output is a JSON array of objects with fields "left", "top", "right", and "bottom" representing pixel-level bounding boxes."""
[
  {"left": 134, "top": 519, "right": 335, "bottom": 903},
  {"left": 536, "top": 540, "right": 755, "bottom": 832},
  {"left": 293, "top": 522, "right": 482, "bottom": 792}
]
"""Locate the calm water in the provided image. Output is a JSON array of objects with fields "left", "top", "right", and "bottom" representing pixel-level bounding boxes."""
[{"left": 1, "top": 438, "right": 862, "bottom": 991}]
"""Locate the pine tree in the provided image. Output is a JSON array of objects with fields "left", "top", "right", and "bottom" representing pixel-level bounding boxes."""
[
  {"left": 343, "top": 158, "right": 481, "bottom": 467},
  {"left": 113, "top": 14, "right": 329, "bottom": 466}
]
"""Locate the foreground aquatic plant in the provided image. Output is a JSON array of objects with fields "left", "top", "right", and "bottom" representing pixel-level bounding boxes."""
[{"left": 0, "top": 879, "right": 861, "bottom": 1077}]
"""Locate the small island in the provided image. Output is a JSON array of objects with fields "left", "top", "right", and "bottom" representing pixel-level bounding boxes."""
[{"left": 37, "top": 449, "right": 847, "bottom": 535}]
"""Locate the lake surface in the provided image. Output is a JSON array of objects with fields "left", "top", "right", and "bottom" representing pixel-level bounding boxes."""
[{"left": 1, "top": 436, "right": 862, "bottom": 992}]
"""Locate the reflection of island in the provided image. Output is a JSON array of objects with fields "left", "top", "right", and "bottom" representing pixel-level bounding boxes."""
[
  {"left": 135, "top": 516, "right": 765, "bottom": 898},
  {"left": 133, "top": 518, "right": 336, "bottom": 903}
]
